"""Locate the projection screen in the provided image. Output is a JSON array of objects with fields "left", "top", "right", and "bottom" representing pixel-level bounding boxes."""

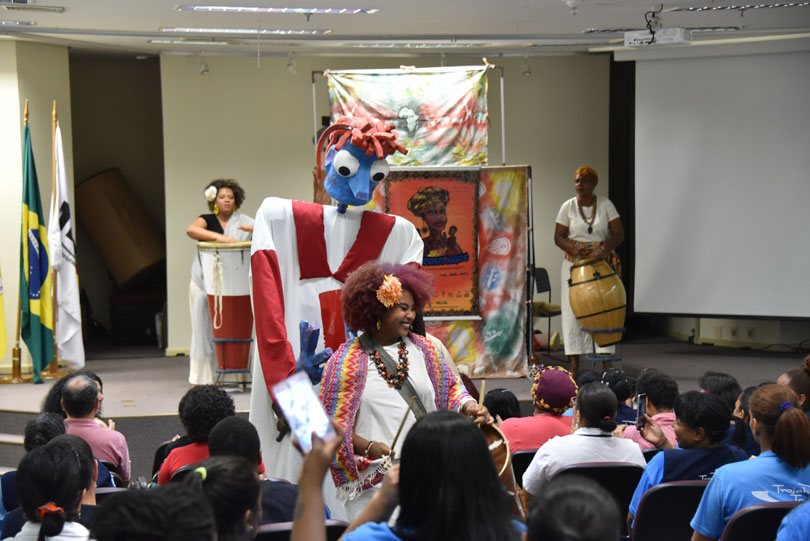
[{"left": 634, "top": 50, "right": 810, "bottom": 318}]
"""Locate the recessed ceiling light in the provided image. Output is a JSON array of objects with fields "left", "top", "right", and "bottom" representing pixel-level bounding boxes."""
[
  {"left": 345, "top": 42, "right": 490, "bottom": 48},
  {"left": 177, "top": 5, "right": 379, "bottom": 14},
  {"left": 148, "top": 39, "right": 237, "bottom": 46},
  {"left": 0, "top": 3, "right": 64, "bottom": 13},
  {"left": 672, "top": 2, "right": 809, "bottom": 11},
  {"left": 0, "top": 19, "right": 35, "bottom": 26},
  {"left": 160, "top": 27, "right": 331, "bottom": 35}
]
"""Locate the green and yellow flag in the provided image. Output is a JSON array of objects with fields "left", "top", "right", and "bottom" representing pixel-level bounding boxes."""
[{"left": 20, "top": 123, "right": 54, "bottom": 383}]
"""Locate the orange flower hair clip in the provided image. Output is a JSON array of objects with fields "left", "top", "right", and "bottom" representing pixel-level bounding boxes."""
[{"left": 376, "top": 274, "right": 403, "bottom": 308}]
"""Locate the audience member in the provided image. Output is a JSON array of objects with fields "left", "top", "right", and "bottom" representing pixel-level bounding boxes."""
[
  {"left": 526, "top": 475, "right": 622, "bottom": 541},
  {"left": 522, "top": 382, "right": 646, "bottom": 497},
  {"left": 62, "top": 375, "right": 130, "bottom": 483},
  {"left": 185, "top": 456, "right": 261, "bottom": 541},
  {"left": 91, "top": 483, "right": 216, "bottom": 541},
  {"left": 2, "top": 435, "right": 98, "bottom": 539},
  {"left": 621, "top": 371, "right": 678, "bottom": 450},
  {"left": 698, "top": 372, "right": 742, "bottom": 412},
  {"left": 626, "top": 392, "right": 748, "bottom": 532},
  {"left": 42, "top": 371, "right": 113, "bottom": 430},
  {"left": 727, "top": 385, "right": 761, "bottom": 456},
  {"left": 777, "top": 355, "right": 810, "bottom": 422},
  {"left": 157, "top": 385, "right": 235, "bottom": 485},
  {"left": 9, "top": 438, "right": 95, "bottom": 541},
  {"left": 499, "top": 366, "right": 576, "bottom": 452},
  {"left": 207, "top": 416, "right": 297, "bottom": 524},
  {"left": 483, "top": 389, "right": 521, "bottom": 423},
  {"left": 776, "top": 498, "right": 810, "bottom": 541},
  {"left": 601, "top": 368, "right": 636, "bottom": 425},
  {"left": 690, "top": 384, "right": 810, "bottom": 540}
]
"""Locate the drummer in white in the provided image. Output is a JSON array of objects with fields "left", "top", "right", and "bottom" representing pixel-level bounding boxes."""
[
  {"left": 186, "top": 179, "right": 254, "bottom": 384},
  {"left": 553, "top": 166, "right": 624, "bottom": 375}
]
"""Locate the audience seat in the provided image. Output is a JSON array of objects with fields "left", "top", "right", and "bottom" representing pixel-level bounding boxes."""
[
  {"left": 170, "top": 462, "right": 201, "bottom": 483},
  {"left": 720, "top": 501, "right": 801, "bottom": 541},
  {"left": 151, "top": 440, "right": 173, "bottom": 476},
  {"left": 256, "top": 519, "right": 349, "bottom": 540},
  {"left": 95, "top": 486, "right": 129, "bottom": 504},
  {"left": 631, "top": 480, "right": 708, "bottom": 541},
  {"left": 99, "top": 459, "right": 125, "bottom": 487},
  {"left": 551, "top": 462, "right": 644, "bottom": 536},
  {"left": 511, "top": 449, "right": 538, "bottom": 489}
]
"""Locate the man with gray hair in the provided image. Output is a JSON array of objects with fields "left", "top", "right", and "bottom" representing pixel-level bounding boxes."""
[{"left": 62, "top": 374, "right": 131, "bottom": 483}]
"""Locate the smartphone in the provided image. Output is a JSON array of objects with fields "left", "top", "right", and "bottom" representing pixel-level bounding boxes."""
[
  {"left": 635, "top": 393, "right": 647, "bottom": 429},
  {"left": 272, "top": 371, "right": 337, "bottom": 453}
]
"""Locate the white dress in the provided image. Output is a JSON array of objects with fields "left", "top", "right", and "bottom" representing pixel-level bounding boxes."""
[
  {"left": 188, "top": 212, "right": 254, "bottom": 384},
  {"left": 248, "top": 198, "right": 423, "bottom": 519},
  {"left": 555, "top": 197, "right": 620, "bottom": 356}
]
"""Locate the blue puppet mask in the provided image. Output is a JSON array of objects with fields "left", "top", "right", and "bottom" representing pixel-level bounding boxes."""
[{"left": 324, "top": 142, "right": 390, "bottom": 207}]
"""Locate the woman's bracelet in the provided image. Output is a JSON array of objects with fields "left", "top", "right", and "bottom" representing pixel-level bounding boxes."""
[{"left": 364, "top": 440, "right": 377, "bottom": 458}]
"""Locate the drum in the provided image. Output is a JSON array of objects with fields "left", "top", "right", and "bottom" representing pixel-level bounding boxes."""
[
  {"left": 568, "top": 257, "right": 626, "bottom": 347},
  {"left": 481, "top": 424, "right": 525, "bottom": 519},
  {"left": 198, "top": 241, "right": 253, "bottom": 372}
]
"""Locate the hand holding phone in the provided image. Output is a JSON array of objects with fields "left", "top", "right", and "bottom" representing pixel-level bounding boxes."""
[
  {"left": 635, "top": 393, "right": 647, "bottom": 429},
  {"left": 273, "top": 372, "right": 337, "bottom": 454}
]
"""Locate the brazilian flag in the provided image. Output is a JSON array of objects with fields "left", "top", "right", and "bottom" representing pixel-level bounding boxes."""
[{"left": 20, "top": 124, "right": 54, "bottom": 383}]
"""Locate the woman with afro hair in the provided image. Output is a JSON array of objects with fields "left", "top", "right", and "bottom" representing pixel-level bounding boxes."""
[{"left": 319, "top": 261, "right": 489, "bottom": 519}]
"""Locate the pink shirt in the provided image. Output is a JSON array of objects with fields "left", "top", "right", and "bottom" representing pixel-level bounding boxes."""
[
  {"left": 64, "top": 418, "right": 131, "bottom": 482},
  {"left": 622, "top": 412, "right": 677, "bottom": 450},
  {"left": 499, "top": 414, "right": 574, "bottom": 453}
]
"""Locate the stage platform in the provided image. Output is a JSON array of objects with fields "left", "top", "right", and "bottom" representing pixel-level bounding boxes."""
[{"left": 0, "top": 337, "right": 802, "bottom": 480}]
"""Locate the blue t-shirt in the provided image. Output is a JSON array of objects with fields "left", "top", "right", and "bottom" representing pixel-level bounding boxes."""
[
  {"left": 343, "top": 520, "right": 527, "bottom": 540},
  {"left": 629, "top": 444, "right": 748, "bottom": 517},
  {"left": 691, "top": 451, "right": 810, "bottom": 539},
  {"left": 776, "top": 499, "right": 810, "bottom": 541}
]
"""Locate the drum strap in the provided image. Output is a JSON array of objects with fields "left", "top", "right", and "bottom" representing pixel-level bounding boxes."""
[{"left": 359, "top": 333, "right": 428, "bottom": 420}]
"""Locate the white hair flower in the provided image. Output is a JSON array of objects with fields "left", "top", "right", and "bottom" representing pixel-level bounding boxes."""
[{"left": 204, "top": 185, "right": 217, "bottom": 202}]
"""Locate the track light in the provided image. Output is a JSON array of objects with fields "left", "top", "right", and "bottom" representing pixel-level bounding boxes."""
[
  {"left": 522, "top": 52, "right": 531, "bottom": 77},
  {"left": 199, "top": 57, "right": 210, "bottom": 76},
  {"left": 286, "top": 52, "right": 297, "bottom": 74}
]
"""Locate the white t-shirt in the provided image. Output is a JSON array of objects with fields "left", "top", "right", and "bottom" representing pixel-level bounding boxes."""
[
  {"left": 522, "top": 427, "right": 646, "bottom": 496},
  {"left": 353, "top": 336, "right": 438, "bottom": 458},
  {"left": 555, "top": 197, "right": 620, "bottom": 243}
]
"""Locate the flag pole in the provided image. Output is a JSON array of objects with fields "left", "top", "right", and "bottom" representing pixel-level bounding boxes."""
[
  {"left": 1, "top": 100, "right": 34, "bottom": 384},
  {"left": 42, "top": 100, "right": 68, "bottom": 380}
]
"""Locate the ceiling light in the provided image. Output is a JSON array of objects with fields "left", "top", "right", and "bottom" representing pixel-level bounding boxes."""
[
  {"left": 345, "top": 42, "right": 489, "bottom": 48},
  {"left": 161, "top": 27, "right": 331, "bottom": 35},
  {"left": 0, "top": 3, "right": 64, "bottom": 13},
  {"left": 286, "top": 52, "right": 297, "bottom": 74},
  {"left": 177, "top": 5, "right": 379, "bottom": 14},
  {"left": 563, "top": 0, "right": 584, "bottom": 15},
  {"left": 672, "top": 1, "right": 809, "bottom": 10},
  {"left": 149, "top": 39, "right": 236, "bottom": 46},
  {"left": 0, "top": 19, "right": 34, "bottom": 25},
  {"left": 522, "top": 52, "right": 532, "bottom": 77},
  {"left": 199, "top": 58, "right": 209, "bottom": 76}
]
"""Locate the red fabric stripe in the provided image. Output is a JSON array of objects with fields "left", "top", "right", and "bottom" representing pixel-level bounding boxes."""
[
  {"left": 333, "top": 211, "right": 396, "bottom": 283},
  {"left": 318, "top": 289, "right": 346, "bottom": 352},
  {"left": 251, "top": 249, "right": 296, "bottom": 396},
  {"left": 293, "top": 200, "right": 331, "bottom": 280}
]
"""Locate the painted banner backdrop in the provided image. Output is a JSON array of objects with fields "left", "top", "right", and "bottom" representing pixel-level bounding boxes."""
[
  {"left": 370, "top": 166, "right": 529, "bottom": 377},
  {"left": 326, "top": 66, "right": 488, "bottom": 167},
  {"left": 384, "top": 168, "right": 479, "bottom": 316}
]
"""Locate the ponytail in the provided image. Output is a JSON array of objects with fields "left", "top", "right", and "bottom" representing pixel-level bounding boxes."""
[{"left": 750, "top": 384, "right": 810, "bottom": 469}]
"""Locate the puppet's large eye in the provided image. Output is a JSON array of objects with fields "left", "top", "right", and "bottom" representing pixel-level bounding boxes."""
[
  {"left": 333, "top": 149, "right": 359, "bottom": 178},
  {"left": 369, "top": 159, "right": 389, "bottom": 183}
]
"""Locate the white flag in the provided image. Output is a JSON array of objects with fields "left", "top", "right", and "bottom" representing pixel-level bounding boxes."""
[{"left": 48, "top": 121, "right": 85, "bottom": 369}]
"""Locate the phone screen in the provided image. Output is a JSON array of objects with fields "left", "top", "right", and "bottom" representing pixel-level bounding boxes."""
[
  {"left": 272, "top": 372, "right": 337, "bottom": 453},
  {"left": 636, "top": 393, "right": 647, "bottom": 429}
]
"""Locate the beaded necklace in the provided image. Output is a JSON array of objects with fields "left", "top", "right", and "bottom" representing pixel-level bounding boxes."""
[
  {"left": 371, "top": 339, "right": 410, "bottom": 389},
  {"left": 577, "top": 195, "right": 597, "bottom": 234}
]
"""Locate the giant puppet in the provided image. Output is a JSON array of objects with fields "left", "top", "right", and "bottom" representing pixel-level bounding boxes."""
[{"left": 249, "top": 117, "right": 423, "bottom": 487}]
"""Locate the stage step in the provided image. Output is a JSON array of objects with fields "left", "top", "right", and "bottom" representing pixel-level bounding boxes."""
[{"left": 0, "top": 410, "right": 34, "bottom": 468}]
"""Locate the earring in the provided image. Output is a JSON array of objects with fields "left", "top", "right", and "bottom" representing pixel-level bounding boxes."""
[
  {"left": 376, "top": 320, "right": 381, "bottom": 331},
  {"left": 214, "top": 205, "right": 219, "bottom": 215},
  {"left": 420, "top": 219, "right": 428, "bottom": 234}
]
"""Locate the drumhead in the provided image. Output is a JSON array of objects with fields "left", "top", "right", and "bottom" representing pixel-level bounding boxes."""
[{"left": 197, "top": 240, "right": 252, "bottom": 252}]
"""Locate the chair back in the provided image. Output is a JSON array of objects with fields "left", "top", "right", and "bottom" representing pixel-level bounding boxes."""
[
  {"left": 552, "top": 462, "right": 645, "bottom": 536},
  {"left": 631, "top": 480, "right": 708, "bottom": 541},
  {"left": 720, "top": 501, "right": 801, "bottom": 541},
  {"left": 256, "top": 519, "right": 349, "bottom": 541},
  {"left": 512, "top": 449, "right": 538, "bottom": 489},
  {"left": 534, "top": 267, "right": 552, "bottom": 296},
  {"left": 95, "top": 486, "right": 129, "bottom": 504},
  {"left": 152, "top": 440, "right": 173, "bottom": 475},
  {"left": 99, "top": 459, "right": 125, "bottom": 487},
  {"left": 170, "top": 462, "right": 201, "bottom": 483}
]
